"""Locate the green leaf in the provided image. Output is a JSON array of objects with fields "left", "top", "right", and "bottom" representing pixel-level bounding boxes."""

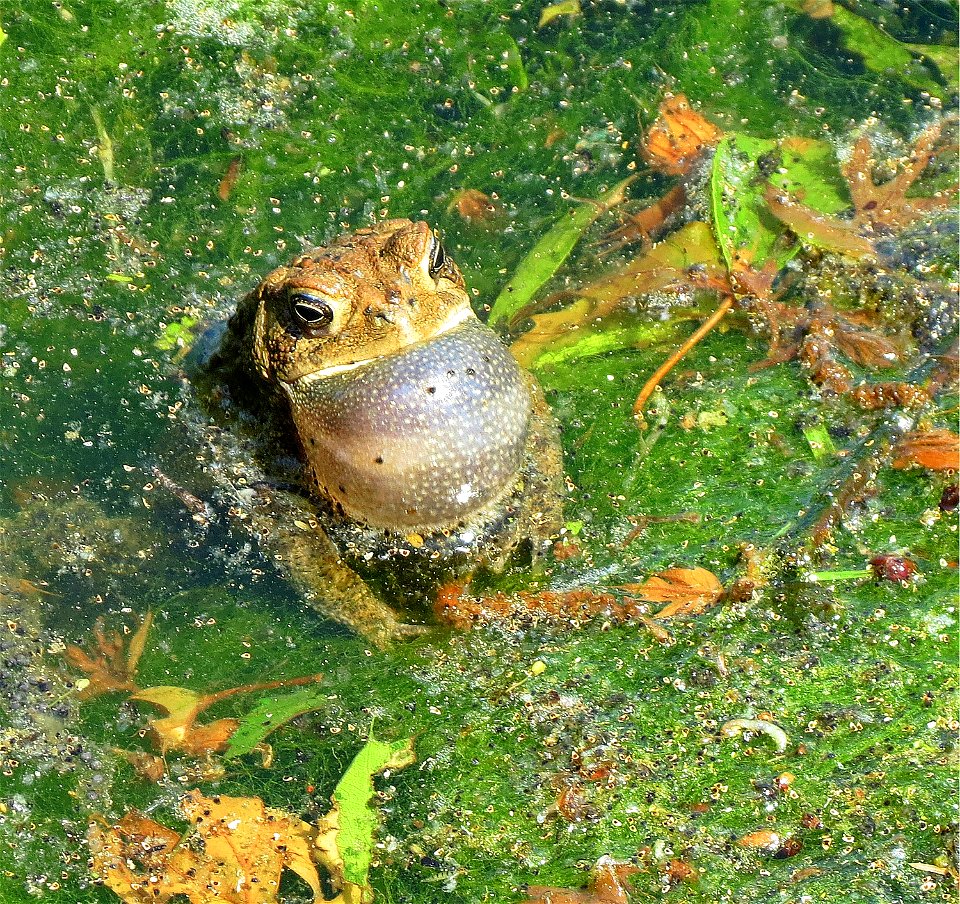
[
  {"left": 772, "top": 137, "right": 850, "bottom": 216},
  {"left": 488, "top": 176, "right": 633, "bottom": 328},
  {"left": 154, "top": 315, "right": 199, "bottom": 353},
  {"left": 709, "top": 133, "right": 799, "bottom": 273},
  {"left": 906, "top": 43, "right": 959, "bottom": 94},
  {"left": 525, "top": 310, "right": 687, "bottom": 370},
  {"left": 830, "top": 5, "right": 944, "bottom": 97},
  {"left": 333, "top": 735, "right": 416, "bottom": 889},
  {"left": 223, "top": 687, "right": 329, "bottom": 759},
  {"left": 801, "top": 422, "right": 838, "bottom": 462}
]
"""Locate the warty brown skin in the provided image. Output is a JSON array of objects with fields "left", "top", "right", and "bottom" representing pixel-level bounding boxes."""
[{"left": 202, "top": 219, "right": 564, "bottom": 642}]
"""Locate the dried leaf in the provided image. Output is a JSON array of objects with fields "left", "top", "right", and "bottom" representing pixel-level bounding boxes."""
[
  {"left": 642, "top": 94, "right": 722, "bottom": 176},
  {"left": 88, "top": 792, "right": 321, "bottom": 903},
  {"left": 892, "top": 429, "right": 960, "bottom": 471},
  {"left": 624, "top": 566, "right": 724, "bottom": 619},
  {"left": 131, "top": 673, "right": 325, "bottom": 756},
  {"left": 218, "top": 156, "right": 242, "bottom": 202}
]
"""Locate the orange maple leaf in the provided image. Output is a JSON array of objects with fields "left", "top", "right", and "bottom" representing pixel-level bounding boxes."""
[{"left": 622, "top": 566, "right": 724, "bottom": 619}]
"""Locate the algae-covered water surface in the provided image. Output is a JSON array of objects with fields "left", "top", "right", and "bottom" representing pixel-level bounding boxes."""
[{"left": 0, "top": 1, "right": 957, "bottom": 902}]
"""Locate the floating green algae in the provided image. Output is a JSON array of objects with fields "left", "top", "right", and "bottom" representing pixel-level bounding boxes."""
[{"left": 0, "top": 1, "right": 956, "bottom": 902}]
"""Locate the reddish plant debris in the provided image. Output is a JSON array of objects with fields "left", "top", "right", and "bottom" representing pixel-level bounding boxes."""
[
  {"left": 939, "top": 484, "right": 959, "bottom": 511},
  {"left": 551, "top": 778, "right": 599, "bottom": 824},
  {"left": 523, "top": 857, "right": 640, "bottom": 904},
  {"left": 446, "top": 188, "right": 504, "bottom": 224},
  {"left": 892, "top": 428, "right": 960, "bottom": 471},
  {"left": 603, "top": 184, "right": 687, "bottom": 249},
  {"left": 870, "top": 554, "right": 918, "bottom": 583},
  {"left": 773, "top": 837, "right": 804, "bottom": 859},
  {"left": 217, "top": 156, "right": 242, "bottom": 202},
  {"left": 435, "top": 582, "right": 653, "bottom": 630},
  {"left": 64, "top": 611, "right": 153, "bottom": 699},
  {"left": 848, "top": 381, "right": 932, "bottom": 410},
  {"left": 843, "top": 122, "right": 957, "bottom": 233},
  {"left": 800, "top": 813, "right": 824, "bottom": 830},
  {"left": 737, "top": 829, "right": 786, "bottom": 853},
  {"left": 552, "top": 537, "right": 583, "bottom": 560},
  {"left": 663, "top": 858, "right": 698, "bottom": 886}
]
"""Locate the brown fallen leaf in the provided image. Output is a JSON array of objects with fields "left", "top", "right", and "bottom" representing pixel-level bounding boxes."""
[
  {"left": 89, "top": 791, "right": 321, "bottom": 904},
  {"left": 892, "top": 428, "right": 960, "bottom": 471},
  {"left": 642, "top": 93, "right": 723, "bottom": 176},
  {"left": 622, "top": 566, "right": 724, "bottom": 619},
  {"left": 64, "top": 610, "right": 153, "bottom": 699}
]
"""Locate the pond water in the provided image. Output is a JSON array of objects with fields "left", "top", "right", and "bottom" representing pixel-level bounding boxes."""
[{"left": 0, "top": 1, "right": 957, "bottom": 902}]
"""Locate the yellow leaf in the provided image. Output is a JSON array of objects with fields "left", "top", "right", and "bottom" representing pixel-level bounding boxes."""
[
  {"left": 538, "top": 0, "right": 581, "bottom": 28},
  {"left": 89, "top": 792, "right": 321, "bottom": 903}
]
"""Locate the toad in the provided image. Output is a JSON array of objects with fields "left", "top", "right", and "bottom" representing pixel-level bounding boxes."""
[{"left": 200, "top": 219, "right": 563, "bottom": 643}]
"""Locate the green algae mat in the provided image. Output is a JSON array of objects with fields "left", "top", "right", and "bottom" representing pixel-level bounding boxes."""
[{"left": 0, "top": 1, "right": 957, "bottom": 902}]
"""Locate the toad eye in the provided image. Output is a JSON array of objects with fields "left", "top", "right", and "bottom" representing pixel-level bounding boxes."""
[
  {"left": 427, "top": 235, "right": 447, "bottom": 278},
  {"left": 289, "top": 291, "right": 334, "bottom": 328}
]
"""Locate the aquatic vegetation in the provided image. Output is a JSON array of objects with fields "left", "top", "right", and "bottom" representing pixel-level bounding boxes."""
[{"left": 0, "top": 0, "right": 956, "bottom": 902}]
